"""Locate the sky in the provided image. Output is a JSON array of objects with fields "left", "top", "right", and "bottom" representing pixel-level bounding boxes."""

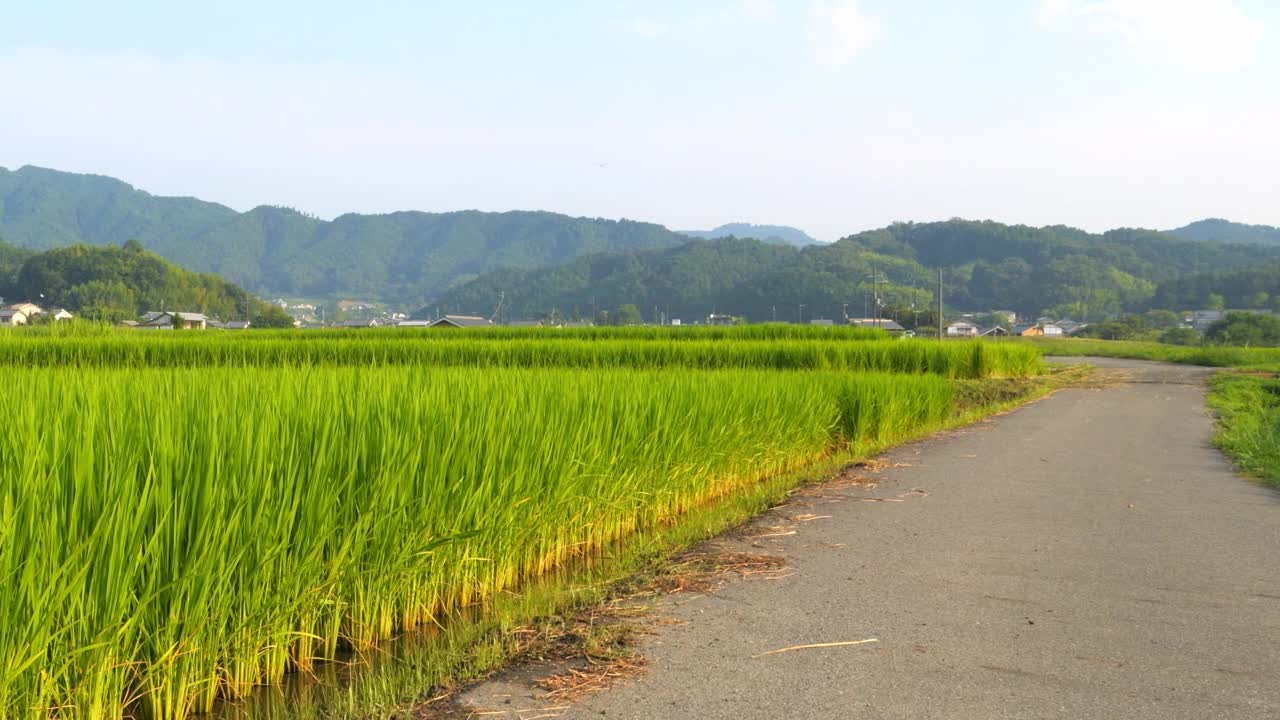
[{"left": 1, "top": 0, "right": 1277, "bottom": 241}]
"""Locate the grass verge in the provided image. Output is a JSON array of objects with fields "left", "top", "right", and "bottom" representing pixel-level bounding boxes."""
[
  {"left": 1024, "top": 337, "right": 1280, "bottom": 372},
  {"left": 1206, "top": 373, "right": 1280, "bottom": 489}
]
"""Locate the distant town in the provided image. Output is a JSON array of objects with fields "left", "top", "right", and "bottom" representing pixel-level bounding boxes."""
[{"left": 4, "top": 297, "right": 1268, "bottom": 342}]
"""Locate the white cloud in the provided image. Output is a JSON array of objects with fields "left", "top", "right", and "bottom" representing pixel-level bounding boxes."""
[
  {"left": 809, "top": 1, "right": 880, "bottom": 65},
  {"left": 1039, "top": 0, "right": 1266, "bottom": 72}
]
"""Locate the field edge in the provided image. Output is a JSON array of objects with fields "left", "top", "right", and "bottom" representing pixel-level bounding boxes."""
[{"left": 261, "top": 370, "right": 1077, "bottom": 720}]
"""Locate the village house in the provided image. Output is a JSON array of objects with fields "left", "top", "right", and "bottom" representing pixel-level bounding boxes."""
[
  {"left": 0, "top": 308, "right": 29, "bottom": 326},
  {"left": 1054, "top": 320, "right": 1085, "bottom": 335},
  {"left": 1016, "top": 323, "right": 1065, "bottom": 337},
  {"left": 8, "top": 302, "right": 44, "bottom": 318},
  {"left": 1186, "top": 310, "right": 1222, "bottom": 333},
  {"left": 138, "top": 311, "right": 209, "bottom": 330},
  {"left": 848, "top": 318, "right": 907, "bottom": 333},
  {"left": 945, "top": 320, "right": 980, "bottom": 337},
  {"left": 0, "top": 302, "right": 45, "bottom": 326},
  {"left": 337, "top": 318, "right": 382, "bottom": 328},
  {"left": 1185, "top": 309, "right": 1272, "bottom": 334},
  {"left": 707, "top": 313, "right": 735, "bottom": 326},
  {"left": 429, "top": 314, "right": 494, "bottom": 328}
]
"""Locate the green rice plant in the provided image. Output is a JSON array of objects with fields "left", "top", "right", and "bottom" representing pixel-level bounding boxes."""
[
  {"left": 385, "top": 323, "right": 892, "bottom": 341},
  {"left": 0, "top": 333, "right": 1042, "bottom": 378},
  {"left": 0, "top": 323, "right": 887, "bottom": 343},
  {"left": 0, "top": 366, "right": 957, "bottom": 719}
]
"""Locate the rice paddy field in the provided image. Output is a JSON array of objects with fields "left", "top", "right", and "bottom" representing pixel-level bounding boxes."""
[{"left": 0, "top": 326, "right": 1044, "bottom": 719}]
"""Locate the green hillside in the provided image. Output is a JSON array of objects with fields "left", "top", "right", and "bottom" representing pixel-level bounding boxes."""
[
  {"left": 1, "top": 238, "right": 292, "bottom": 325},
  {"left": 1150, "top": 264, "right": 1280, "bottom": 311},
  {"left": 0, "top": 166, "right": 692, "bottom": 304},
  {"left": 437, "top": 220, "right": 1280, "bottom": 322}
]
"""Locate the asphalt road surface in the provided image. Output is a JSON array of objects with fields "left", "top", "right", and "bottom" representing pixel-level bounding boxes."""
[{"left": 463, "top": 358, "right": 1279, "bottom": 719}]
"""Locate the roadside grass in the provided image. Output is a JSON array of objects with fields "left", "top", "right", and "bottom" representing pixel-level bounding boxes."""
[
  {"left": 1206, "top": 373, "right": 1280, "bottom": 489},
  {"left": 1024, "top": 337, "right": 1280, "bottom": 372}
]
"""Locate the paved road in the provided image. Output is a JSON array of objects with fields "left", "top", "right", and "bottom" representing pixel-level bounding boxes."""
[{"left": 464, "top": 358, "right": 1280, "bottom": 719}]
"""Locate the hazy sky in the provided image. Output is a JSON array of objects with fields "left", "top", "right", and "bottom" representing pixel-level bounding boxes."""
[{"left": 2, "top": 1, "right": 1277, "bottom": 240}]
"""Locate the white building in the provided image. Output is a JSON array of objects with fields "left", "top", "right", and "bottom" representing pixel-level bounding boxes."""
[
  {"left": 0, "top": 308, "right": 29, "bottom": 326},
  {"left": 945, "top": 320, "right": 980, "bottom": 337}
]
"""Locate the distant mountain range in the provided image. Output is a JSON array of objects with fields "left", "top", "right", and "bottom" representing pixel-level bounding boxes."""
[
  {"left": 1167, "top": 218, "right": 1280, "bottom": 246},
  {"left": 2, "top": 165, "right": 1278, "bottom": 316},
  {"left": 0, "top": 166, "right": 691, "bottom": 305},
  {"left": 437, "top": 220, "right": 1280, "bottom": 323},
  {"left": 678, "top": 223, "right": 821, "bottom": 247}
]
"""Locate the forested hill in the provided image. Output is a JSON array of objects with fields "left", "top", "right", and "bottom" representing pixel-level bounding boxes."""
[
  {"left": 433, "top": 237, "right": 801, "bottom": 321},
  {"left": 1168, "top": 219, "right": 1280, "bottom": 246},
  {"left": 434, "top": 220, "right": 1280, "bottom": 323},
  {"left": 679, "top": 223, "right": 819, "bottom": 247},
  {"left": 0, "top": 166, "right": 692, "bottom": 303},
  {"left": 0, "top": 238, "right": 293, "bottom": 325},
  {"left": 1150, "top": 264, "right": 1280, "bottom": 311}
]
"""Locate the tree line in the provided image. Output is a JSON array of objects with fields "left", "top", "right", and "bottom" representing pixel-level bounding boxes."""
[{"left": 0, "top": 238, "right": 294, "bottom": 326}]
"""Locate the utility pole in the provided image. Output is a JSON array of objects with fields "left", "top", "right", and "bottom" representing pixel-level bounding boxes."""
[
  {"left": 864, "top": 269, "right": 888, "bottom": 328},
  {"left": 798, "top": 303, "right": 806, "bottom": 325},
  {"left": 772, "top": 305, "right": 777, "bottom": 323},
  {"left": 875, "top": 270, "right": 881, "bottom": 329},
  {"left": 842, "top": 303, "right": 848, "bottom": 323},
  {"left": 937, "top": 268, "right": 944, "bottom": 341}
]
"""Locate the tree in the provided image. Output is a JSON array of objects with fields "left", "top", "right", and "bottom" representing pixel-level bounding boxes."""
[
  {"left": 64, "top": 280, "right": 137, "bottom": 322},
  {"left": 1142, "top": 310, "right": 1183, "bottom": 331},
  {"left": 1205, "top": 312, "right": 1280, "bottom": 347},
  {"left": 1207, "top": 293, "right": 1226, "bottom": 311},
  {"left": 1245, "top": 291, "right": 1270, "bottom": 309},
  {"left": 1081, "top": 319, "right": 1142, "bottom": 341},
  {"left": 251, "top": 305, "right": 296, "bottom": 329},
  {"left": 1159, "top": 328, "right": 1200, "bottom": 346},
  {"left": 613, "top": 304, "right": 642, "bottom": 326},
  {"left": 11, "top": 243, "right": 282, "bottom": 325}
]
